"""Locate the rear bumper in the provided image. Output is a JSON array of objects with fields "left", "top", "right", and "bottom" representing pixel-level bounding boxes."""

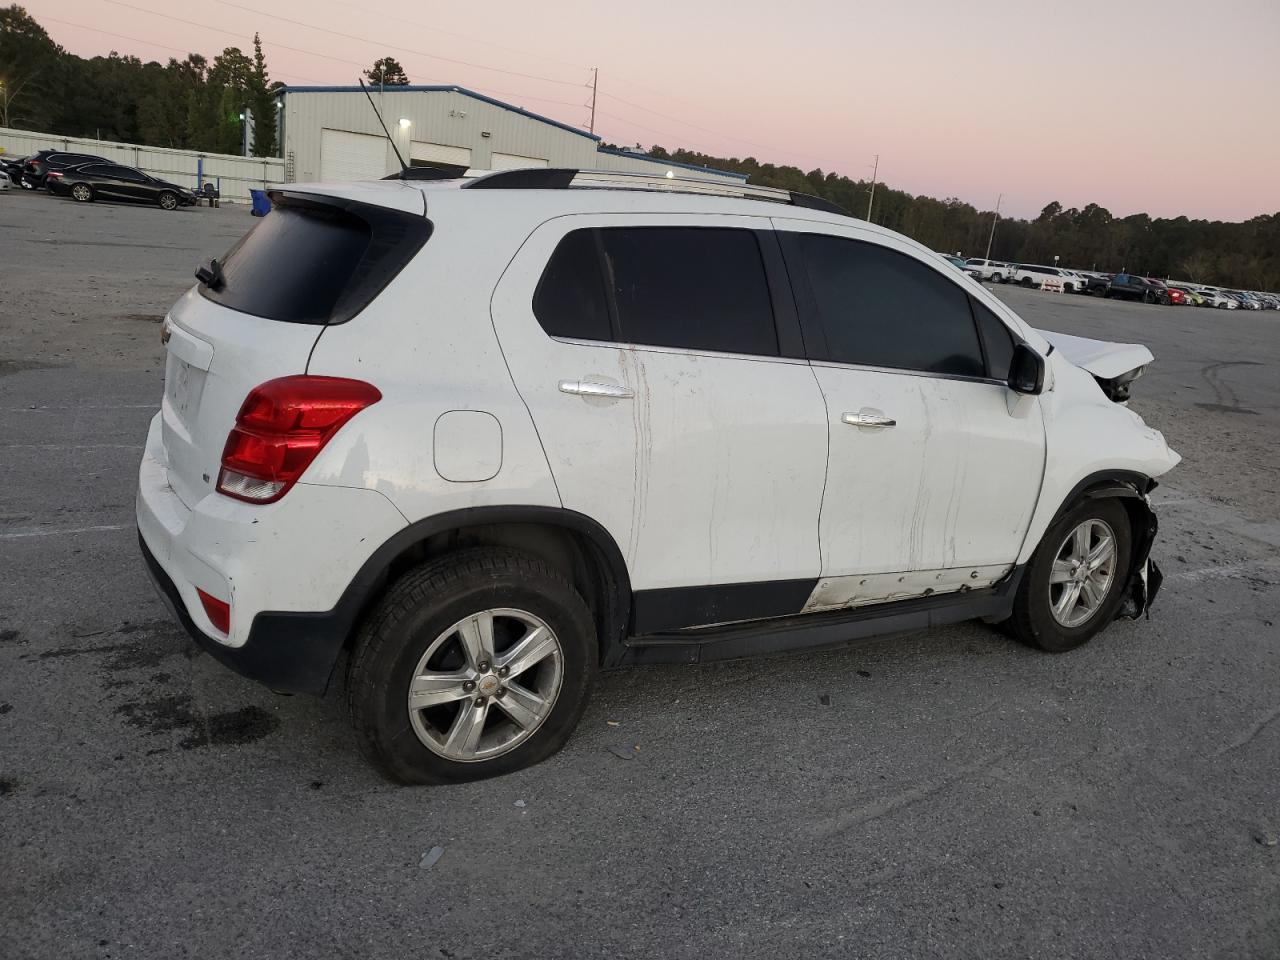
[
  {"left": 135, "top": 412, "right": 408, "bottom": 694},
  {"left": 139, "top": 532, "right": 345, "bottom": 694}
]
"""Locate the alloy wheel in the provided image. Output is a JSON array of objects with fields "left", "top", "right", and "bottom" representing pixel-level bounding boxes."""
[
  {"left": 407, "top": 608, "right": 564, "bottom": 762},
  {"left": 1048, "top": 519, "right": 1117, "bottom": 628},
  {"left": 72, "top": 184, "right": 91, "bottom": 201}
]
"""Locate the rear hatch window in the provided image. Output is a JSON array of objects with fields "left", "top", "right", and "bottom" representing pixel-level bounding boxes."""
[{"left": 199, "top": 191, "right": 432, "bottom": 325}]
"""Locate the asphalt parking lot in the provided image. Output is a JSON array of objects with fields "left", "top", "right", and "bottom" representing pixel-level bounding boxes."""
[{"left": 2, "top": 189, "right": 1278, "bottom": 960}]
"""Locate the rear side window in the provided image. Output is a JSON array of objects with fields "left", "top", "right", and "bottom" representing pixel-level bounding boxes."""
[
  {"left": 533, "top": 230, "right": 611, "bottom": 342},
  {"left": 799, "top": 234, "right": 985, "bottom": 378},
  {"left": 200, "top": 193, "right": 431, "bottom": 324},
  {"left": 971, "top": 298, "right": 1016, "bottom": 379},
  {"left": 601, "top": 227, "right": 778, "bottom": 356}
]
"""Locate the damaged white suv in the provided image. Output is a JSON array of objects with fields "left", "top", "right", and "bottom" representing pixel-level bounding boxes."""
[{"left": 137, "top": 169, "right": 1179, "bottom": 783}]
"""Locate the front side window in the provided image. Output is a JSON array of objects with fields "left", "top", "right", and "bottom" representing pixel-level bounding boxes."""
[
  {"left": 971, "top": 298, "right": 1016, "bottom": 380},
  {"left": 799, "top": 233, "right": 985, "bottom": 378}
]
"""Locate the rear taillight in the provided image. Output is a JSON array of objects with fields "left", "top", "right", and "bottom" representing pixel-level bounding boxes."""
[
  {"left": 47, "top": 171, "right": 62, "bottom": 178},
  {"left": 217, "top": 376, "right": 381, "bottom": 504},
  {"left": 197, "top": 589, "right": 231, "bottom": 633}
]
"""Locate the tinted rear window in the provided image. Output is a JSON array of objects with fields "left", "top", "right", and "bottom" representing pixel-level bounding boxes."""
[
  {"left": 200, "top": 195, "right": 431, "bottom": 324},
  {"left": 533, "top": 230, "right": 612, "bottom": 341},
  {"left": 601, "top": 227, "right": 778, "bottom": 356}
]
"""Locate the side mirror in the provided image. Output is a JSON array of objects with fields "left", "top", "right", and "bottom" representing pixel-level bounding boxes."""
[{"left": 1008, "top": 343, "right": 1045, "bottom": 395}]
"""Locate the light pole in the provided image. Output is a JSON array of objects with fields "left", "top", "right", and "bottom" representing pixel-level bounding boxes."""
[
  {"left": 984, "top": 193, "right": 1002, "bottom": 262},
  {"left": 866, "top": 154, "right": 879, "bottom": 221}
]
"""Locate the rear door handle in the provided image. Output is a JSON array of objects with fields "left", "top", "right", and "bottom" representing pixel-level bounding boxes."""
[
  {"left": 558, "top": 379, "right": 634, "bottom": 400},
  {"left": 842, "top": 412, "right": 896, "bottom": 428}
]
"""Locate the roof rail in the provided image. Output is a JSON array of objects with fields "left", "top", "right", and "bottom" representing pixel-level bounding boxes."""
[{"left": 462, "top": 167, "right": 850, "bottom": 216}]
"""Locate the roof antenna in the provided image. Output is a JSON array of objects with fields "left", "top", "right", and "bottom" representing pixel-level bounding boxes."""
[{"left": 358, "top": 77, "right": 409, "bottom": 177}]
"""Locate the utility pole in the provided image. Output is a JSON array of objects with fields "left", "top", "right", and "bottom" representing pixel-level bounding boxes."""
[
  {"left": 984, "top": 193, "right": 1003, "bottom": 261},
  {"left": 866, "top": 154, "right": 879, "bottom": 221},
  {"left": 588, "top": 67, "right": 598, "bottom": 135}
]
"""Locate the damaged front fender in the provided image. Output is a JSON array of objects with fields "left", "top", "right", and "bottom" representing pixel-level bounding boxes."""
[{"left": 1115, "top": 493, "right": 1163, "bottom": 620}]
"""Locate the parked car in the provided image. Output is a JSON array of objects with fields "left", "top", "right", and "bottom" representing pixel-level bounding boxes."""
[
  {"left": 47, "top": 162, "right": 196, "bottom": 210},
  {"left": 1, "top": 153, "right": 28, "bottom": 187},
  {"left": 137, "top": 169, "right": 1178, "bottom": 783},
  {"left": 1161, "top": 284, "right": 1187, "bottom": 306},
  {"left": 1081, "top": 273, "right": 1114, "bottom": 296},
  {"left": 964, "top": 258, "right": 1013, "bottom": 283},
  {"left": 1169, "top": 286, "right": 1205, "bottom": 306},
  {"left": 1226, "top": 291, "right": 1262, "bottom": 310},
  {"left": 20, "top": 149, "right": 108, "bottom": 189},
  {"left": 1106, "top": 273, "right": 1168, "bottom": 303},
  {"left": 938, "top": 253, "right": 984, "bottom": 280},
  {"left": 1010, "top": 264, "right": 1083, "bottom": 292},
  {"left": 1197, "top": 289, "right": 1239, "bottom": 309}
]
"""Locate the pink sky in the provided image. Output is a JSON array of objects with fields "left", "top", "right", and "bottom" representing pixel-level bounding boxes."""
[{"left": 27, "top": 0, "right": 1280, "bottom": 221}]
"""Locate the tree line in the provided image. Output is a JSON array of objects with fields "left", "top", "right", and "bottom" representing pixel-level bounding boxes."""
[
  {"left": 4, "top": 5, "right": 1274, "bottom": 289},
  {"left": 1, "top": 5, "right": 278, "bottom": 157},
  {"left": 621, "top": 148, "right": 1279, "bottom": 291}
]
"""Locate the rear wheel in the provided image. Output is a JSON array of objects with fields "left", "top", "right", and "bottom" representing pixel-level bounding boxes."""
[
  {"left": 1007, "top": 498, "right": 1133, "bottom": 653},
  {"left": 157, "top": 190, "right": 179, "bottom": 211},
  {"left": 347, "top": 548, "right": 597, "bottom": 784},
  {"left": 71, "top": 183, "right": 93, "bottom": 202},
  {"left": 992, "top": 273, "right": 1004, "bottom": 284},
  {"left": 1020, "top": 277, "right": 1033, "bottom": 287}
]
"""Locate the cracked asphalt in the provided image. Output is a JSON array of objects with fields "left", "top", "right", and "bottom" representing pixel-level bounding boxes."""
[{"left": 1, "top": 189, "right": 1277, "bottom": 959}]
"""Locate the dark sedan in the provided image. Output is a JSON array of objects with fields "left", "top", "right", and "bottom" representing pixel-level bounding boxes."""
[{"left": 47, "top": 162, "right": 196, "bottom": 210}]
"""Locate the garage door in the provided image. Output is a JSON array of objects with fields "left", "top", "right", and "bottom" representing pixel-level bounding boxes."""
[
  {"left": 491, "top": 152, "right": 549, "bottom": 171},
  {"left": 410, "top": 141, "right": 472, "bottom": 168},
  {"left": 320, "top": 129, "right": 387, "bottom": 181}
]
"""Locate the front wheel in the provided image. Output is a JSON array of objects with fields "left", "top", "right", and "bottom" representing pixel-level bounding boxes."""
[
  {"left": 157, "top": 190, "right": 179, "bottom": 210},
  {"left": 1007, "top": 498, "right": 1133, "bottom": 653},
  {"left": 347, "top": 548, "right": 597, "bottom": 784},
  {"left": 991, "top": 273, "right": 1004, "bottom": 284},
  {"left": 71, "top": 183, "right": 94, "bottom": 202}
]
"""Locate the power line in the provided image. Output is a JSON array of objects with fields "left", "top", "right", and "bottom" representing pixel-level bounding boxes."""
[
  {"left": 98, "top": 0, "right": 368, "bottom": 69},
  {"left": 36, "top": 14, "right": 329, "bottom": 84},
  {"left": 212, "top": 0, "right": 586, "bottom": 89},
  {"left": 307, "top": 0, "right": 589, "bottom": 72}
]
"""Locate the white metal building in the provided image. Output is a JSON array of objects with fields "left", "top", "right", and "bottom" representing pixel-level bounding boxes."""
[{"left": 276, "top": 85, "right": 745, "bottom": 185}]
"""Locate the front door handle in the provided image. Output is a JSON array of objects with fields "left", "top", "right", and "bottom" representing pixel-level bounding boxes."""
[
  {"left": 842, "top": 411, "right": 896, "bottom": 428},
  {"left": 558, "top": 379, "right": 634, "bottom": 400}
]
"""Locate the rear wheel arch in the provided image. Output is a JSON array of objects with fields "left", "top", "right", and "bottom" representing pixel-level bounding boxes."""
[{"left": 339, "top": 506, "right": 632, "bottom": 667}]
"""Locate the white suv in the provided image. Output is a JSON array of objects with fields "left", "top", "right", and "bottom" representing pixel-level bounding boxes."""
[{"left": 137, "top": 170, "right": 1179, "bottom": 783}]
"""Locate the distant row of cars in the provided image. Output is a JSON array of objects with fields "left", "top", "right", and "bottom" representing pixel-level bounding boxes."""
[
  {"left": 1, "top": 149, "right": 197, "bottom": 210},
  {"left": 962, "top": 258, "right": 1279, "bottom": 311}
]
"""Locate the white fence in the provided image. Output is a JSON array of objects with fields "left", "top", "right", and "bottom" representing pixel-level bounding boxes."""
[{"left": 0, "top": 127, "right": 284, "bottom": 203}]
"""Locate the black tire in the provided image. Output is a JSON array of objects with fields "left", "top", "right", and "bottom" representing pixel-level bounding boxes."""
[
  {"left": 1218, "top": 302, "right": 1228, "bottom": 310},
  {"left": 992, "top": 273, "right": 1004, "bottom": 284},
  {"left": 157, "top": 190, "right": 179, "bottom": 211},
  {"left": 347, "top": 547, "right": 597, "bottom": 785},
  {"left": 70, "top": 183, "right": 94, "bottom": 203},
  {"left": 1020, "top": 277, "right": 1032, "bottom": 287},
  {"left": 1007, "top": 498, "right": 1133, "bottom": 654}
]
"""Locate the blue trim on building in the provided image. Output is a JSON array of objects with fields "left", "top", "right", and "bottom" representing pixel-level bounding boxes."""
[
  {"left": 277, "top": 84, "right": 601, "bottom": 142},
  {"left": 595, "top": 147, "right": 748, "bottom": 181}
]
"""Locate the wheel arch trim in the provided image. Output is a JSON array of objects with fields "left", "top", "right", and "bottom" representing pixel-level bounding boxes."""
[{"left": 333, "top": 505, "right": 632, "bottom": 655}]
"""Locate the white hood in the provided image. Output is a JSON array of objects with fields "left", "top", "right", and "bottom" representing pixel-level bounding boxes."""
[{"left": 1035, "top": 329, "right": 1153, "bottom": 380}]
